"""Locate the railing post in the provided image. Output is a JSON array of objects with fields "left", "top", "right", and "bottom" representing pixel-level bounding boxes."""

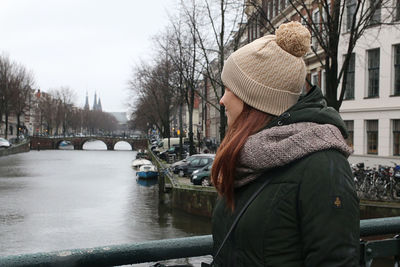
[
  {"left": 359, "top": 239, "right": 373, "bottom": 267},
  {"left": 394, "top": 235, "right": 400, "bottom": 267}
]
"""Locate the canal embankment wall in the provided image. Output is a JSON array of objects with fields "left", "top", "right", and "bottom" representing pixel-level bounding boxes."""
[
  {"left": 0, "top": 140, "right": 30, "bottom": 157},
  {"left": 360, "top": 200, "right": 400, "bottom": 219},
  {"left": 149, "top": 150, "right": 217, "bottom": 218}
]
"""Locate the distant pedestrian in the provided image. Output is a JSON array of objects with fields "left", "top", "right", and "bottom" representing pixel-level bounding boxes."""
[{"left": 210, "top": 21, "right": 359, "bottom": 266}]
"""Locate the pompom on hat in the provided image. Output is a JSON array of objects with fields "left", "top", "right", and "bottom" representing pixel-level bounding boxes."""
[{"left": 221, "top": 21, "right": 311, "bottom": 116}]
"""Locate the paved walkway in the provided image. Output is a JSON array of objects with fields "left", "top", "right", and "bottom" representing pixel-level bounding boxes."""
[
  {"left": 348, "top": 155, "right": 400, "bottom": 168},
  {"left": 177, "top": 177, "right": 192, "bottom": 185}
]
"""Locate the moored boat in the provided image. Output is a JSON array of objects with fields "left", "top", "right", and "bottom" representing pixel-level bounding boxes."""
[
  {"left": 59, "top": 141, "right": 72, "bottom": 147},
  {"left": 131, "top": 159, "right": 152, "bottom": 170},
  {"left": 136, "top": 149, "right": 149, "bottom": 159},
  {"left": 136, "top": 164, "right": 158, "bottom": 179}
]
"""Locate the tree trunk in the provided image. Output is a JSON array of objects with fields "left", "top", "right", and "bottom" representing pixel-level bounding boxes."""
[
  {"left": 0, "top": 108, "right": 3, "bottom": 136},
  {"left": 188, "top": 84, "right": 195, "bottom": 155},
  {"left": 179, "top": 99, "right": 184, "bottom": 160},
  {"left": 5, "top": 112, "right": 8, "bottom": 139},
  {"left": 17, "top": 114, "right": 21, "bottom": 140},
  {"left": 219, "top": 0, "right": 226, "bottom": 142}
]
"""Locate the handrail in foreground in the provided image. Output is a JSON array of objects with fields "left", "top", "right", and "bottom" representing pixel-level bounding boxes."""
[
  {"left": 0, "top": 235, "right": 212, "bottom": 267},
  {"left": 1, "top": 217, "right": 400, "bottom": 266}
]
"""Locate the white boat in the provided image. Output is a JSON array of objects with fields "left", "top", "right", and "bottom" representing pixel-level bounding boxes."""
[
  {"left": 136, "top": 164, "right": 158, "bottom": 179},
  {"left": 131, "top": 158, "right": 152, "bottom": 170}
]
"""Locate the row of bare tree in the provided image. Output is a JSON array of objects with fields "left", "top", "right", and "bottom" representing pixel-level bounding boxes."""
[
  {"left": 0, "top": 54, "right": 35, "bottom": 139},
  {"left": 130, "top": 0, "right": 397, "bottom": 156},
  {"left": 129, "top": 0, "right": 245, "bottom": 156},
  {"left": 36, "top": 87, "right": 118, "bottom": 137},
  {"left": 0, "top": 54, "right": 118, "bottom": 139}
]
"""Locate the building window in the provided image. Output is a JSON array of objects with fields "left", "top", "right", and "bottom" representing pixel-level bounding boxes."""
[
  {"left": 366, "top": 120, "right": 378, "bottom": 154},
  {"left": 394, "top": 120, "right": 400, "bottom": 156},
  {"left": 248, "top": 15, "right": 261, "bottom": 42},
  {"left": 280, "top": 0, "right": 285, "bottom": 11},
  {"left": 394, "top": 44, "right": 400, "bottom": 95},
  {"left": 275, "top": 0, "right": 280, "bottom": 16},
  {"left": 269, "top": 1, "right": 273, "bottom": 20},
  {"left": 262, "top": 0, "right": 269, "bottom": 21},
  {"left": 344, "top": 120, "right": 354, "bottom": 148},
  {"left": 301, "top": 15, "right": 308, "bottom": 27},
  {"left": 368, "top": 48, "right": 380, "bottom": 97},
  {"left": 344, "top": 53, "right": 355, "bottom": 99},
  {"left": 396, "top": 0, "right": 400, "bottom": 21},
  {"left": 248, "top": 23, "right": 252, "bottom": 42},
  {"left": 369, "top": 0, "right": 381, "bottom": 25},
  {"left": 322, "top": 2, "right": 331, "bottom": 27},
  {"left": 253, "top": 20, "right": 257, "bottom": 40},
  {"left": 311, "top": 72, "right": 319, "bottom": 87},
  {"left": 272, "top": 0, "right": 276, "bottom": 18},
  {"left": 346, "top": 0, "right": 357, "bottom": 30},
  {"left": 321, "top": 69, "right": 326, "bottom": 95},
  {"left": 312, "top": 9, "right": 320, "bottom": 49}
]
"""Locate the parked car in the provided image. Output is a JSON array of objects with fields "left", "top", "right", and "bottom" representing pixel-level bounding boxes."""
[
  {"left": 150, "top": 139, "right": 163, "bottom": 151},
  {"left": 159, "top": 145, "right": 189, "bottom": 161},
  {"left": 170, "top": 154, "right": 213, "bottom": 174},
  {"left": 191, "top": 162, "right": 213, "bottom": 186},
  {"left": 175, "top": 154, "right": 215, "bottom": 177},
  {"left": 0, "top": 138, "right": 11, "bottom": 148}
]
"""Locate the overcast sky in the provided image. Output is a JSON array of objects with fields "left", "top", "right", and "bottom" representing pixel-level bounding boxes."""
[{"left": 0, "top": 0, "right": 178, "bottom": 112}]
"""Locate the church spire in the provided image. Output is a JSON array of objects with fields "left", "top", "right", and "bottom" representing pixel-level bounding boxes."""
[
  {"left": 84, "top": 91, "right": 89, "bottom": 110},
  {"left": 92, "top": 91, "right": 97, "bottom": 110},
  {"left": 97, "top": 97, "right": 102, "bottom": 111}
]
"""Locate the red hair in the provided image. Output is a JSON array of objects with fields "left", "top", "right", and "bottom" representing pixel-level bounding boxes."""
[{"left": 211, "top": 103, "right": 275, "bottom": 211}]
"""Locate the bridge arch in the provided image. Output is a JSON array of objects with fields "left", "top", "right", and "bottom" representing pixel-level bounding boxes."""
[
  {"left": 30, "top": 136, "right": 148, "bottom": 151},
  {"left": 80, "top": 139, "right": 107, "bottom": 150},
  {"left": 55, "top": 139, "right": 73, "bottom": 149},
  {"left": 114, "top": 140, "right": 133, "bottom": 151}
]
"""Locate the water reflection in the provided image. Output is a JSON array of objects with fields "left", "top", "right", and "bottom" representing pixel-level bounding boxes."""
[
  {"left": 0, "top": 213, "right": 25, "bottom": 226},
  {"left": 0, "top": 154, "right": 29, "bottom": 178},
  {"left": 137, "top": 178, "right": 158, "bottom": 187}
]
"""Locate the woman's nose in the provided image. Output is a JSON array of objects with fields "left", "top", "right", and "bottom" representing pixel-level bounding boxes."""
[{"left": 219, "top": 95, "right": 225, "bottom": 106}]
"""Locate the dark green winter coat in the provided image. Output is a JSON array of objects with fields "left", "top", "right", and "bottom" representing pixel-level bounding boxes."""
[{"left": 212, "top": 87, "right": 360, "bottom": 267}]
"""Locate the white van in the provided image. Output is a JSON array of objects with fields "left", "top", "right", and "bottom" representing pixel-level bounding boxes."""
[
  {"left": 162, "top": 137, "right": 182, "bottom": 150},
  {"left": 161, "top": 137, "right": 198, "bottom": 150}
]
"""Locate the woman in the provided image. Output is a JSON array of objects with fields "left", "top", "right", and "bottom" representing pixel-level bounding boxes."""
[{"left": 211, "top": 22, "right": 359, "bottom": 266}]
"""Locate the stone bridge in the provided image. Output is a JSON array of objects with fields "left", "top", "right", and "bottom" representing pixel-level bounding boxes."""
[{"left": 30, "top": 136, "right": 148, "bottom": 151}]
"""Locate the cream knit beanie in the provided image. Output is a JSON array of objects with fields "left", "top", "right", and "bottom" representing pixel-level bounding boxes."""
[{"left": 221, "top": 21, "right": 311, "bottom": 116}]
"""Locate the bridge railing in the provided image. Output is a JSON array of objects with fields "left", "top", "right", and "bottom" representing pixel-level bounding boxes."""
[{"left": 1, "top": 216, "right": 400, "bottom": 267}]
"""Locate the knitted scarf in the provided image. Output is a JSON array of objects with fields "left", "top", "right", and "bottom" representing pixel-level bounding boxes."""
[{"left": 234, "top": 122, "right": 353, "bottom": 187}]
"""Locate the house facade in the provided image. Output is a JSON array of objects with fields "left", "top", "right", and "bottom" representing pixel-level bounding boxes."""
[
  {"left": 200, "top": 0, "right": 400, "bottom": 162},
  {"left": 339, "top": 7, "right": 400, "bottom": 159}
]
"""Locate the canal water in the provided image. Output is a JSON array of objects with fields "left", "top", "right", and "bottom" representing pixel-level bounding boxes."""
[{"left": 0, "top": 141, "right": 212, "bottom": 266}]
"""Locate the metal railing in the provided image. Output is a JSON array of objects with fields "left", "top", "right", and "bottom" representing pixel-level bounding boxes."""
[
  {"left": 0, "top": 235, "right": 212, "bottom": 267},
  {"left": 149, "top": 148, "right": 180, "bottom": 188},
  {"left": 1, "top": 217, "right": 400, "bottom": 267}
]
